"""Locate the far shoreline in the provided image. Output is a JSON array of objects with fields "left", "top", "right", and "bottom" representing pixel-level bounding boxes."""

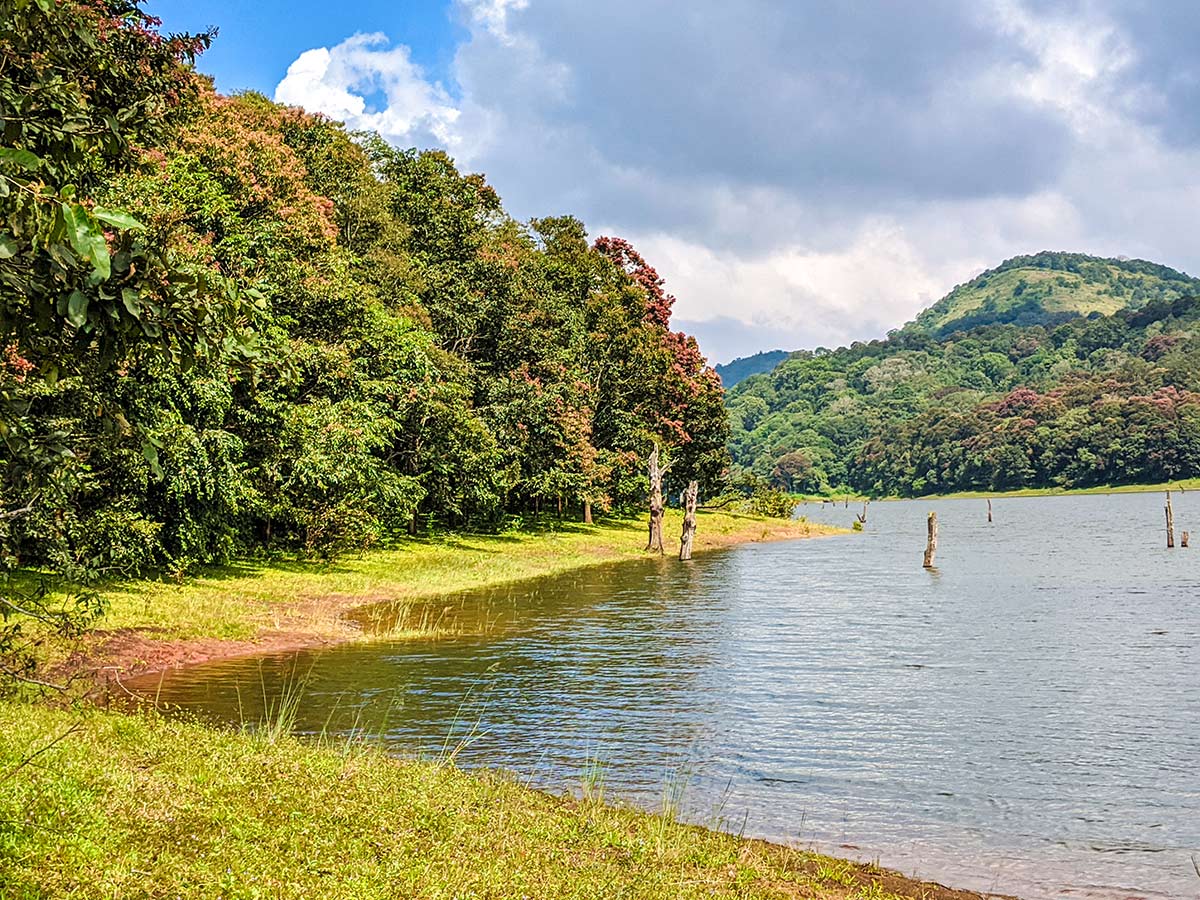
[{"left": 792, "top": 477, "right": 1200, "bottom": 505}]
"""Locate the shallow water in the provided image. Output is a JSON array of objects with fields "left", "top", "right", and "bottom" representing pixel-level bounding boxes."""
[{"left": 129, "top": 492, "right": 1200, "bottom": 899}]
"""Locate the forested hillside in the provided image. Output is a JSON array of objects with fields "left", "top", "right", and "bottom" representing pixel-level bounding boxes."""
[
  {"left": 714, "top": 350, "right": 789, "bottom": 387},
  {"left": 729, "top": 258, "right": 1200, "bottom": 496},
  {"left": 909, "top": 251, "right": 1200, "bottom": 336},
  {"left": 0, "top": 0, "right": 728, "bottom": 594}
]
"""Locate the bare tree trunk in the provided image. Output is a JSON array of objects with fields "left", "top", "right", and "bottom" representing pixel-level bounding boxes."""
[
  {"left": 1166, "top": 490, "right": 1175, "bottom": 549},
  {"left": 679, "top": 480, "right": 698, "bottom": 561},
  {"left": 923, "top": 512, "right": 938, "bottom": 569},
  {"left": 646, "top": 444, "right": 668, "bottom": 554},
  {"left": 987, "top": 498, "right": 993, "bottom": 523},
  {"left": 583, "top": 499, "right": 593, "bottom": 525}
]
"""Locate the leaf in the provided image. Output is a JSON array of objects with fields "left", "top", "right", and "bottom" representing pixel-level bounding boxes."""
[
  {"left": 61, "top": 203, "right": 111, "bottom": 280},
  {"left": 66, "top": 290, "right": 88, "bottom": 328},
  {"left": 0, "top": 234, "right": 17, "bottom": 259},
  {"left": 0, "top": 147, "right": 43, "bottom": 171},
  {"left": 121, "top": 288, "right": 142, "bottom": 318},
  {"left": 92, "top": 207, "right": 145, "bottom": 231},
  {"left": 141, "top": 442, "right": 163, "bottom": 480}
]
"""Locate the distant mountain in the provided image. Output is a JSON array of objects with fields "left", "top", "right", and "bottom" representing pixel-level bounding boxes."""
[
  {"left": 715, "top": 350, "right": 789, "bottom": 387},
  {"left": 907, "top": 251, "right": 1200, "bottom": 337},
  {"left": 726, "top": 251, "right": 1200, "bottom": 497}
]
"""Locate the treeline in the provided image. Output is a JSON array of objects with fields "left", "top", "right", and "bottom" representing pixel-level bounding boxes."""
[
  {"left": 729, "top": 295, "right": 1200, "bottom": 496},
  {"left": 0, "top": 0, "right": 730, "bottom": 589}
]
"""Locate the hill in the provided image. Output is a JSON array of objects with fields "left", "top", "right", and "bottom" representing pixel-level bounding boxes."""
[
  {"left": 727, "top": 253, "right": 1200, "bottom": 496},
  {"left": 907, "top": 251, "right": 1200, "bottom": 336},
  {"left": 715, "top": 350, "right": 789, "bottom": 387}
]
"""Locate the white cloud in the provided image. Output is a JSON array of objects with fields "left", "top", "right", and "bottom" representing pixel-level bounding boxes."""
[
  {"left": 273, "top": 1, "right": 1200, "bottom": 362},
  {"left": 274, "top": 32, "right": 460, "bottom": 149}
]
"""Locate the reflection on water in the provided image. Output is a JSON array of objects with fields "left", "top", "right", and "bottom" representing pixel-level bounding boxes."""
[{"left": 129, "top": 492, "right": 1200, "bottom": 900}]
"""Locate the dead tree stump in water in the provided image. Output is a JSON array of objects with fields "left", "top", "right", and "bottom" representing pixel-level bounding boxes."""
[
  {"left": 679, "top": 480, "right": 699, "bottom": 561},
  {"left": 987, "top": 499, "right": 993, "bottom": 523},
  {"left": 646, "top": 444, "right": 670, "bottom": 555},
  {"left": 856, "top": 501, "right": 869, "bottom": 525},
  {"left": 1182, "top": 531, "right": 1190, "bottom": 548},
  {"left": 923, "top": 512, "right": 938, "bottom": 568},
  {"left": 1166, "top": 490, "right": 1176, "bottom": 549}
]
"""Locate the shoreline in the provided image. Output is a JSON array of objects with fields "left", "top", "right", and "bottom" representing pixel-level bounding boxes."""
[
  {"left": 8, "top": 511, "right": 1036, "bottom": 900},
  {"left": 60, "top": 510, "right": 842, "bottom": 686},
  {"left": 792, "top": 477, "right": 1200, "bottom": 504},
  {"left": 0, "top": 698, "right": 1012, "bottom": 900}
]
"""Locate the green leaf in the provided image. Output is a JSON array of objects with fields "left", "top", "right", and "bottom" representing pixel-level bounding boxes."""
[
  {"left": 121, "top": 288, "right": 142, "bottom": 318},
  {"left": 66, "top": 290, "right": 88, "bottom": 328},
  {"left": 0, "top": 233, "right": 17, "bottom": 259},
  {"left": 92, "top": 207, "right": 145, "bottom": 231},
  {"left": 0, "top": 147, "right": 43, "bottom": 171},
  {"left": 61, "top": 203, "right": 111, "bottom": 280},
  {"left": 141, "top": 442, "right": 163, "bottom": 480}
]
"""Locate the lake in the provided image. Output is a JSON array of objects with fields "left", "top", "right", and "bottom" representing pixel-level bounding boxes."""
[{"left": 127, "top": 492, "right": 1200, "bottom": 899}]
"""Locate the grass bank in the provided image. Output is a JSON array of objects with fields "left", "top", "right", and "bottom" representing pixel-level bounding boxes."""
[
  {"left": 0, "top": 700, "right": 992, "bottom": 900},
  {"left": 791, "top": 479, "right": 1200, "bottom": 504},
  {"left": 912, "top": 478, "right": 1200, "bottom": 501},
  {"left": 56, "top": 510, "right": 838, "bottom": 681}
]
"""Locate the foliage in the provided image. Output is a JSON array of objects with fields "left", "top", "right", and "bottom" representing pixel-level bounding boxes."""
[
  {"left": 0, "top": 3, "right": 731, "bottom": 686},
  {"left": 729, "top": 280, "right": 1200, "bottom": 497},
  {"left": 909, "top": 251, "right": 1200, "bottom": 337},
  {"left": 714, "top": 350, "right": 789, "bottom": 388}
]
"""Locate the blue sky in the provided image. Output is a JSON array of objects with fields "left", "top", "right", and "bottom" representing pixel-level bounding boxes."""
[
  {"left": 146, "top": 0, "right": 462, "bottom": 97},
  {"left": 144, "top": 2, "right": 1200, "bottom": 363}
]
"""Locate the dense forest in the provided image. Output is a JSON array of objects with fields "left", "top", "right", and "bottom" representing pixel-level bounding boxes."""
[
  {"left": 0, "top": 0, "right": 732, "bottom": 620},
  {"left": 714, "top": 350, "right": 788, "bottom": 388},
  {"left": 729, "top": 254, "right": 1200, "bottom": 496}
]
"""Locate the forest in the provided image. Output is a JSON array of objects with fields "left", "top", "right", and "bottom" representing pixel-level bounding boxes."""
[
  {"left": 0, "top": 0, "right": 738, "bottom": 679},
  {"left": 728, "top": 274, "right": 1200, "bottom": 496}
]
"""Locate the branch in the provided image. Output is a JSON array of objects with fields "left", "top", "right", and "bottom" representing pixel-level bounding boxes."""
[{"left": 0, "top": 502, "right": 36, "bottom": 521}]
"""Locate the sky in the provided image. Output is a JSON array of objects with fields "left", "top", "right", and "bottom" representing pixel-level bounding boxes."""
[{"left": 147, "top": 0, "right": 1200, "bottom": 363}]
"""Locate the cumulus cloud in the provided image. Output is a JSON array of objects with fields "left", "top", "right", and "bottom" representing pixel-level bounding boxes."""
[
  {"left": 275, "top": 32, "right": 460, "bottom": 148},
  {"left": 274, "top": 0, "right": 1200, "bottom": 362}
]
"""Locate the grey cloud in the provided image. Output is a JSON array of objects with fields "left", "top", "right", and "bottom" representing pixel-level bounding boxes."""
[{"left": 459, "top": 0, "right": 1073, "bottom": 215}]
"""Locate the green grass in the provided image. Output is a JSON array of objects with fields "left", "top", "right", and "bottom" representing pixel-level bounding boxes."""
[
  {"left": 914, "top": 478, "right": 1200, "bottom": 501},
  {"left": 0, "top": 701, "right": 971, "bottom": 900},
  {"left": 91, "top": 510, "right": 834, "bottom": 646}
]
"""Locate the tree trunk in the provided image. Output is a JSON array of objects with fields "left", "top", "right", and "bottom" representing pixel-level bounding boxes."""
[
  {"left": 923, "top": 511, "right": 938, "bottom": 568},
  {"left": 679, "top": 480, "right": 698, "bottom": 561},
  {"left": 1166, "top": 491, "right": 1175, "bottom": 549},
  {"left": 646, "top": 444, "right": 667, "bottom": 554},
  {"left": 987, "top": 498, "right": 993, "bottom": 523},
  {"left": 583, "top": 499, "right": 593, "bottom": 525}
]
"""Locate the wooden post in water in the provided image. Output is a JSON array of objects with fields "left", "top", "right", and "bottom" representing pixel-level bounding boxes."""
[
  {"left": 1166, "top": 490, "right": 1176, "bottom": 549},
  {"left": 856, "top": 500, "right": 868, "bottom": 525},
  {"left": 646, "top": 444, "right": 670, "bottom": 555},
  {"left": 923, "top": 512, "right": 938, "bottom": 568},
  {"left": 987, "top": 498, "right": 993, "bottom": 523},
  {"left": 679, "top": 480, "right": 699, "bottom": 561},
  {"left": 1182, "top": 531, "right": 1190, "bottom": 548}
]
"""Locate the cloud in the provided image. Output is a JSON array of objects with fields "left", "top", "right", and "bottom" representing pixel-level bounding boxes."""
[
  {"left": 274, "top": 32, "right": 460, "bottom": 148},
  {"left": 275, "top": 1, "right": 1200, "bottom": 362}
]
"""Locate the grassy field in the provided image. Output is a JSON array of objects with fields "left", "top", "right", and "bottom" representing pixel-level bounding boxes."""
[{"left": 0, "top": 701, "right": 986, "bottom": 900}]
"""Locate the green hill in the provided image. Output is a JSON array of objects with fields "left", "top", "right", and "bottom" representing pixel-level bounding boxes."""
[
  {"left": 714, "top": 350, "right": 790, "bottom": 387},
  {"left": 908, "top": 251, "right": 1200, "bottom": 336},
  {"left": 727, "top": 252, "right": 1200, "bottom": 497}
]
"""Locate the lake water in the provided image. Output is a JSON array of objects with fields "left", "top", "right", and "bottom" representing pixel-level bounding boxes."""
[{"left": 128, "top": 493, "right": 1200, "bottom": 899}]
